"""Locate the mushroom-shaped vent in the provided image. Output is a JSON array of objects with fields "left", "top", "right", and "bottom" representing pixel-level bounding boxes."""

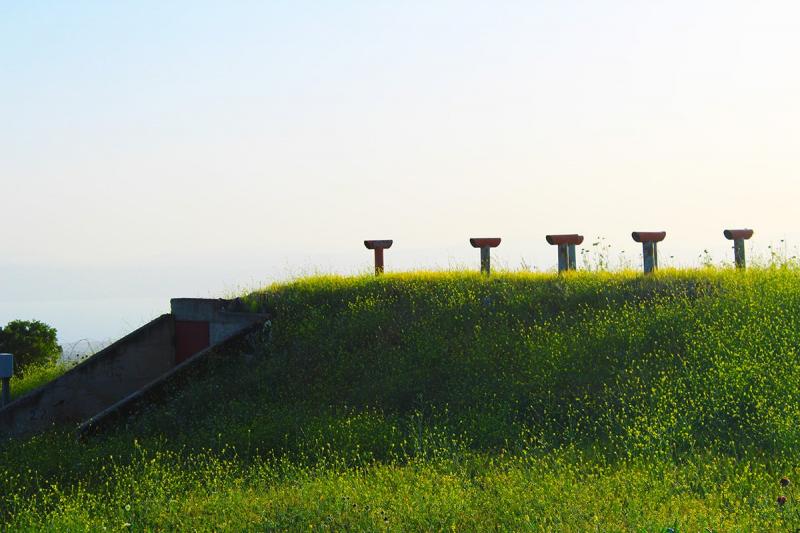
[
  {"left": 469, "top": 238, "right": 501, "bottom": 248},
  {"left": 546, "top": 234, "right": 584, "bottom": 246},
  {"left": 364, "top": 240, "right": 393, "bottom": 250},
  {"left": 723, "top": 229, "right": 754, "bottom": 240},
  {"left": 631, "top": 231, "right": 666, "bottom": 243}
]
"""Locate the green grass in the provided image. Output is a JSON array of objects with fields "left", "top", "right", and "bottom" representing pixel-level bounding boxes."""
[
  {"left": 4, "top": 268, "right": 800, "bottom": 530},
  {"left": 9, "top": 360, "right": 72, "bottom": 401}
]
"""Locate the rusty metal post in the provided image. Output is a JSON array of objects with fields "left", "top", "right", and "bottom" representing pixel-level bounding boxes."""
[
  {"left": 632, "top": 231, "right": 666, "bottom": 274},
  {"left": 470, "top": 238, "right": 501, "bottom": 275},
  {"left": 546, "top": 234, "right": 584, "bottom": 273},
  {"left": 723, "top": 229, "right": 754, "bottom": 269},
  {"left": 364, "top": 240, "right": 393, "bottom": 275},
  {"left": 374, "top": 248, "right": 385, "bottom": 274}
]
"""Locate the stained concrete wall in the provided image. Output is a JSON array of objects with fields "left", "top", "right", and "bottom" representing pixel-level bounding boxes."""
[
  {"left": 79, "top": 321, "right": 265, "bottom": 437},
  {"left": 0, "top": 298, "right": 268, "bottom": 439},
  {"left": 171, "top": 298, "right": 266, "bottom": 344},
  {"left": 0, "top": 315, "right": 175, "bottom": 438}
]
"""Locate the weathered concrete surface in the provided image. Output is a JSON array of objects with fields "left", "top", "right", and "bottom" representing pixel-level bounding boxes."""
[
  {"left": 0, "top": 315, "right": 175, "bottom": 438},
  {"left": 171, "top": 298, "right": 266, "bottom": 345},
  {"left": 78, "top": 320, "right": 265, "bottom": 437},
  {"left": 0, "top": 298, "right": 268, "bottom": 438}
]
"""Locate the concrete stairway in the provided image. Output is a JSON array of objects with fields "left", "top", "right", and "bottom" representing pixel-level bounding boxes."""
[{"left": 0, "top": 298, "right": 267, "bottom": 438}]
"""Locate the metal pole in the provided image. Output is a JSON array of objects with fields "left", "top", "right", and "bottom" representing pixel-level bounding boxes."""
[
  {"left": 2, "top": 378, "right": 9, "bottom": 406},
  {"left": 557, "top": 244, "right": 568, "bottom": 273},
  {"left": 374, "top": 248, "right": 385, "bottom": 275},
  {"left": 0, "top": 353, "right": 12, "bottom": 406},
  {"left": 733, "top": 239, "right": 746, "bottom": 269},
  {"left": 642, "top": 242, "right": 658, "bottom": 274},
  {"left": 480, "top": 247, "right": 491, "bottom": 275},
  {"left": 567, "top": 243, "right": 577, "bottom": 271}
]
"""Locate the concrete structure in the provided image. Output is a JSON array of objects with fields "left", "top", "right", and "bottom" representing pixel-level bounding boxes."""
[
  {"left": 545, "top": 234, "right": 584, "bottom": 272},
  {"left": 632, "top": 231, "right": 667, "bottom": 274},
  {"left": 0, "top": 315, "right": 175, "bottom": 437},
  {"left": 78, "top": 321, "right": 264, "bottom": 437},
  {"left": 723, "top": 229, "right": 754, "bottom": 269},
  {"left": 171, "top": 298, "right": 265, "bottom": 363},
  {"left": 0, "top": 298, "right": 267, "bottom": 438},
  {"left": 364, "top": 240, "right": 393, "bottom": 275},
  {"left": 470, "top": 238, "right": 501, "bottom": 275}
]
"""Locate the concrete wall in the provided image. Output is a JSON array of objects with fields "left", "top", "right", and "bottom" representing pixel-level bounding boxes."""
[
  {"left": 171, "top": 298, "right": 266, "bottom": 344},
  {"left": 0, "top": 315, "right": 175, "bottom": 438},
  {"left": 79, "top": 321, "right": 265, "bottom": 437},
  {"left": 0, "top": 298, "right": 268, "bottom": 438}
]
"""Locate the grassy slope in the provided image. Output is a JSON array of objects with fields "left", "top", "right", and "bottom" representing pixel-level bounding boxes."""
[
  {"left": 3, "top": 269, "right": 800, "bottom": 530},
  {"left": 10, "top": 360, "right": 74, "bottom": 401}
]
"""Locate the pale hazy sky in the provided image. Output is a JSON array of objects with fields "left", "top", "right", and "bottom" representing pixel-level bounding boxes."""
[{"left": 2, "top": 1, "right": 800, "bottom": 341}]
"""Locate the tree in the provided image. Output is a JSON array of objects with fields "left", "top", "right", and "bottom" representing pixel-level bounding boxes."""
[{"left": 0, "top": 320, "right": 62, "bottom": 371}]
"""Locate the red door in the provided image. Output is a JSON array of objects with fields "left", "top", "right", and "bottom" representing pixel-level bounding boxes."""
[{"left": 174, "top": 320, "right": 210, "bottom": 364}]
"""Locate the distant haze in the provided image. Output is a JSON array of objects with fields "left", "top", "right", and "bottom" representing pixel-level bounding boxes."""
[{"left": 2, "top": 1, "right": 799, "bottom": 341}]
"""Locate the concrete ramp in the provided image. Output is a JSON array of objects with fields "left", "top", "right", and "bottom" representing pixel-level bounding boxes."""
[
  {"left": 78, "top": 320, "right": 264, "bottom": 437},
  {"left": 0, "top": 298, "right": 266, "bottom": 438}
]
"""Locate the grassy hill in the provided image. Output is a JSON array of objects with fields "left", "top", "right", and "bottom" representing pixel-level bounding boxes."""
[{"left": 3, "top": 269, "right": 800, "bottom": 530}]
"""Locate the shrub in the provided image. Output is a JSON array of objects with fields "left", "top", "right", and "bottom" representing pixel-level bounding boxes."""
[{"left": 0, "top": 319, "right": 61, "bottom": 372}]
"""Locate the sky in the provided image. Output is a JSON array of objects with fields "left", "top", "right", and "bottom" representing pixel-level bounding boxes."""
[{"left": 2, "top": 1, "right": 800, "bottom": 342}]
